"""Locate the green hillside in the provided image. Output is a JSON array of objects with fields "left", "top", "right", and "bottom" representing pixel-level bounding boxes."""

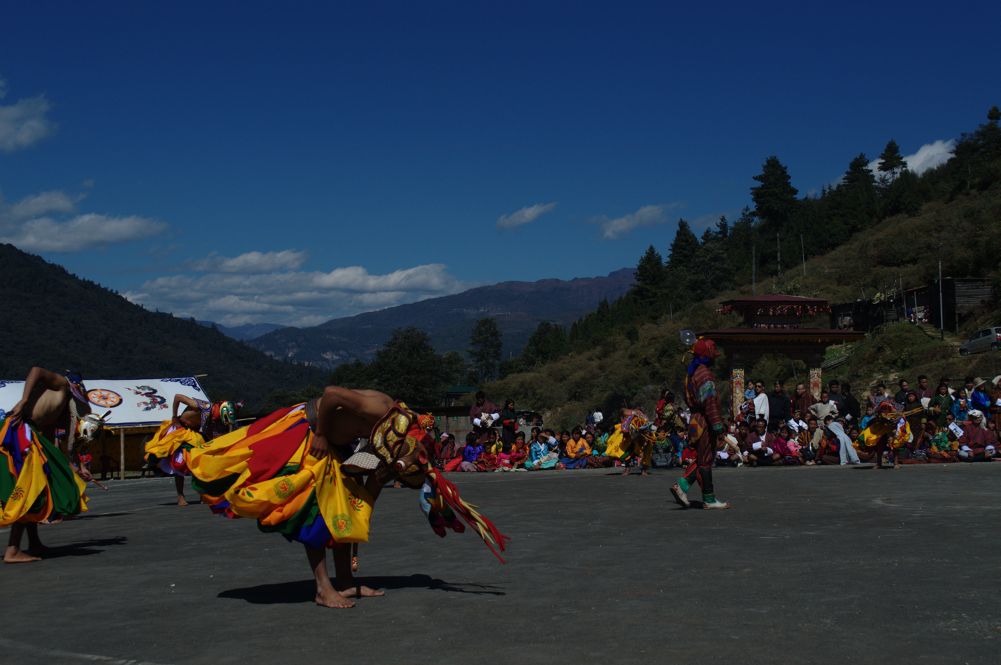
[
  {"left": 0, "top": 244, "right": 324, "bottom": 411},
  {"left": 486, "top": 107, "right": 1001, "bottom": 427}
]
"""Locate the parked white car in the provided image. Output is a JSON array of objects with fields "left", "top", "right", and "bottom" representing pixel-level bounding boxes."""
[{"left": 959, "top": 326, "right": 1001, "bottom": 355}]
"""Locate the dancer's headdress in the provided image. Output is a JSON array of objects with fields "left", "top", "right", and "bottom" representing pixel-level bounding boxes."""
[{"left": 367, "top": 403, "right": 510, "bottom": 562}]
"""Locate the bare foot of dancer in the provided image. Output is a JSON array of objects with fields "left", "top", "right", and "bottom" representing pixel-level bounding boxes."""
[
  {"left": 315, "top": 588, "right": 356, "bottom": 609},
  {"left": 4, "top": 548, "right": 41, "bottom": 563},
  {"left": 338, "top": 583, "right": 385, "bottom": 598},
  {"left": 177, "top": 496, "right": 189, "bottom": 506}
]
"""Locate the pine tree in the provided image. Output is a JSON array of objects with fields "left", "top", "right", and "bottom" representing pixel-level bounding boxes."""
[
  {"left": 751, "top": 156, "right": 799, "bottom": 231},
  {"left": 632, "top": 245, "right": 666, "bottom": 307},
  {"left": 665, "top": 219, "right": 700, "bottom": 271},
  {"left": 715, "top": 215, "right": 730, "bottom": 240},
  {"left": 946, "top": 106, "right": 1001, "bottom": 192},
  {"left": 469, "top": 317, "right": 503, "bottom": 382},
  {"left": 725, "top": 207, "right": 756, "bottom": 284},
  {"left": 522, "top": 321, "right": 568, "bottom": 366},
  {"left": 664, "top": 219, "right": 701, "bottom": 305},
  {"left": 827, "top": 153, "right": 878, "bottom": 240},
  {"left": 877, "top": 139, "right": 906, "bottom": 181},
  {"left": 369, "top": 327, "right": 445, "bottom": 406}
]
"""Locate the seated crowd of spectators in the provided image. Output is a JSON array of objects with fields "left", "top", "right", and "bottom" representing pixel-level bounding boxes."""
[
  {"left": 711, "top": 374, "right": 1000, "bottom": 467},
  {"left": 430, "top": 391, "right": 662, "bottom": 473},
  {"left": 433, "top": 376, "right": 1001, "bottom": 473}
]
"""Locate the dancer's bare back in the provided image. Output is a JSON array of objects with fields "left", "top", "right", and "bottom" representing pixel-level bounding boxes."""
[
  {"left": 310, "top": 387, "right": 396, "bottom": 456},
  {"left": 8, "top": 368, "right": 76, "bottom": 435}
]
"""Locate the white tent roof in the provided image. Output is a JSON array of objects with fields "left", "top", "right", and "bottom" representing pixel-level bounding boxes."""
[{"left": 0, "top": 377, "right": 211, "bottom": 428}]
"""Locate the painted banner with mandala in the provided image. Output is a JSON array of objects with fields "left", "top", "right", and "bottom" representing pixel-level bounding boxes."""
[{"left": 0, "top": 377, "right": 210, "bottom": 427}]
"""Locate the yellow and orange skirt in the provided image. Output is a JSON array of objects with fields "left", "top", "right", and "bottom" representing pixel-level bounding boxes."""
[{"left": 186, "top": 404, "right": 373, "bottom": 549}]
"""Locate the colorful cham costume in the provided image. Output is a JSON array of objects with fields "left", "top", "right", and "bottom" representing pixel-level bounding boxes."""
[
  {"left": 603, "top": 411, "right": 655, "bottom": 470},
  {"left": 186, "top": 401, "right": 509, "bottom": 560},
  {"left": 1, "top": 417, "right": 89, "bottom": 527},
  {"left": 143, "top": 421, "right": 206, "bottom": 477},
  {"left": 853, "top": 401, "right": 911, "bottom": 466},
  {"left": 143, "top": 400, "right": 238, "bottom": 477},
  {"left": 672, "top": 337, "right": 729, "bottom": 509}
]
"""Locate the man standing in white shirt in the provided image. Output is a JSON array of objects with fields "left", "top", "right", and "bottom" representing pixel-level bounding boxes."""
[{"left": 752, "top": 381, "right": 770, "bottom": 425}]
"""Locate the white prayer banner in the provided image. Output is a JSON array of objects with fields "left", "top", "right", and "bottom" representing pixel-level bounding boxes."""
[{"left": 0, "top": 377, "right": 210, "bottom": 427}]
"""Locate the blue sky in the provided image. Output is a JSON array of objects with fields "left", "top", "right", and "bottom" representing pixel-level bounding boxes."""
[{"left": 1, "top": 1, "right": 998, "bottom": 326}]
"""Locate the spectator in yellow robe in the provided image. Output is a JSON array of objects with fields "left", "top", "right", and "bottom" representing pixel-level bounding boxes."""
[{"left": 560, "top": 426, "right": 591, "bottom": 469}]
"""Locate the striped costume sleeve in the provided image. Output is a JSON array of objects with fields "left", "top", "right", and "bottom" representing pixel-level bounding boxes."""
[{"left": 695, "top": 367, "right": 722, "bottom": 429}]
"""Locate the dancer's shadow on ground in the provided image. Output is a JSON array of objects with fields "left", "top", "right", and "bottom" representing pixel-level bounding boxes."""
[
  {"left": 219, "top": 574, "right": 505, "bottom": 604},
  {"left": 35, "top": 536, "right": 128, "bottom": 559},
  {"left": 71, "top": 511, "right": 133, "bottom": 521}
]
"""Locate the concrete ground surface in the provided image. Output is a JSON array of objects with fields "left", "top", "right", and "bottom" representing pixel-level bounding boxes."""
[{"left": 1, "top": 464, "right": 999, "bottom": 665}]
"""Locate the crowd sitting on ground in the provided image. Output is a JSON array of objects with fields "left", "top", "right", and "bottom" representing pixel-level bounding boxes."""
[
  {"left": 435, "top": 378, "right": 1001, "bottom": 473},
  {"left": 728, "top": 374, "right": 1001, "bottom": 467}
]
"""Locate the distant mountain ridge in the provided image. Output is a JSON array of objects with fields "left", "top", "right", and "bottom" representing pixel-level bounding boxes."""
[
  {"left": 248, "top": 268, "right": 635, "bottom": 369},
  {"left": 199, "top": 321, "right": 285, "bottom": 341},
  {"left": 0, "top": 244, "right": 323, "bottom": 410}
]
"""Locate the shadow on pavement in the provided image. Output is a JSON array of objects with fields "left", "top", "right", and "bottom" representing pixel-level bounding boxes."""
[
  {"left": 218, "top": 574, "right": 505, "bottom": 604},
  {"left": 33, "top": 536, "right": 128, "bottom": 559},
  {"left": 71, "top": 511, "right": 133, "bottom": 521}
]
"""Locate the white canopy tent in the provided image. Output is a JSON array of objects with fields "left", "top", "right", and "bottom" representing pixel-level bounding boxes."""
[{"left": 1, "top": 376, "right": 211, "bottom": 479}]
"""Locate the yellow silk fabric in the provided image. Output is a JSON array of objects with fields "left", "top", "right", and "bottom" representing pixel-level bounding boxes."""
[
  {"left": 604, "top": 424, "right": 627, "bottom": 458},
  {"left": 0, "top": 420, "right": 88, "bottom": 526},
  {"left": 186, "top": 406, "right": 374, "bottom": 543},
  {"left": 143, "top": 421, "right": 205, "bottom": 459},
  {"left": 855, "top": 419, "right": 911, "bottom": 450}
]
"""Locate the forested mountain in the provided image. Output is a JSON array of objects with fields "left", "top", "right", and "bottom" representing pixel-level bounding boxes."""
[
  {"left": 555, "top": 106, "right": 1001, "bottom": 354},
  {"left": 248, "top": 268, "right": 635, "bottom": 369},
  {"left": 0, "top": 245, "right": 324, "bottom": 410}
]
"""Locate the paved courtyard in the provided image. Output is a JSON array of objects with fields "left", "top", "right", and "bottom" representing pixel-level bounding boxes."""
[{"left": 1, "top": 464, "right": 998, "bottom": 664}]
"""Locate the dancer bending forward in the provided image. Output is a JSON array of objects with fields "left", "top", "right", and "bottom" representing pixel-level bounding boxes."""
[
  {"left": 186, "top": 386, "right": 508, "bottom": 608},
  {"left": 143, "top": 394, "right": 238, "bottom": 505}
]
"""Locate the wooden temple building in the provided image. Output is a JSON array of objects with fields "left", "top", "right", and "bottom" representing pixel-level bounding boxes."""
[{"left": 700, "top": 294, "right": 864, "bottom": 417}]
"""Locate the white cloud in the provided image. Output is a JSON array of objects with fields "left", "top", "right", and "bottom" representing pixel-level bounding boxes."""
[
  {"left": 901, "top": 139, "right": 955, "bottom": 175},
  {"left": 599, "top": 204, "right": 678, "bottom": 240},
  {"left": 312, "top": 263, "right": 458, "bottom": 292},
  {"left": 865, "top": 138, "right": 956, "bottom": 180},
  {"left": 126, "top": 262, "right": 467, "bottom": 327},
  {"left": 496, "top": 202, "right": 557, "bottom": 229},
  {"left": 0, "top": 188, "right": 166, "bottom": 252},
  {"left": 190, "top": 249, "right": 307, "bottom": 273},
  {"left": 0, "top": 83, "right": 54, "bottom": 152},
  {"left": 0, "top": 213, "right": 166, "bottom": 251},
  {"left": 7, "top": 190, "right": 77, "bottom": 220}
]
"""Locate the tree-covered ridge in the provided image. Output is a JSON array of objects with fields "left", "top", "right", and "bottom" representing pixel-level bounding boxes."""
[
  {"left": 0, "top": 244, "right": 324, "bottom": 412},
  {"left": 534, "top": 106, "right": 1001, "bottom": 361}
]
